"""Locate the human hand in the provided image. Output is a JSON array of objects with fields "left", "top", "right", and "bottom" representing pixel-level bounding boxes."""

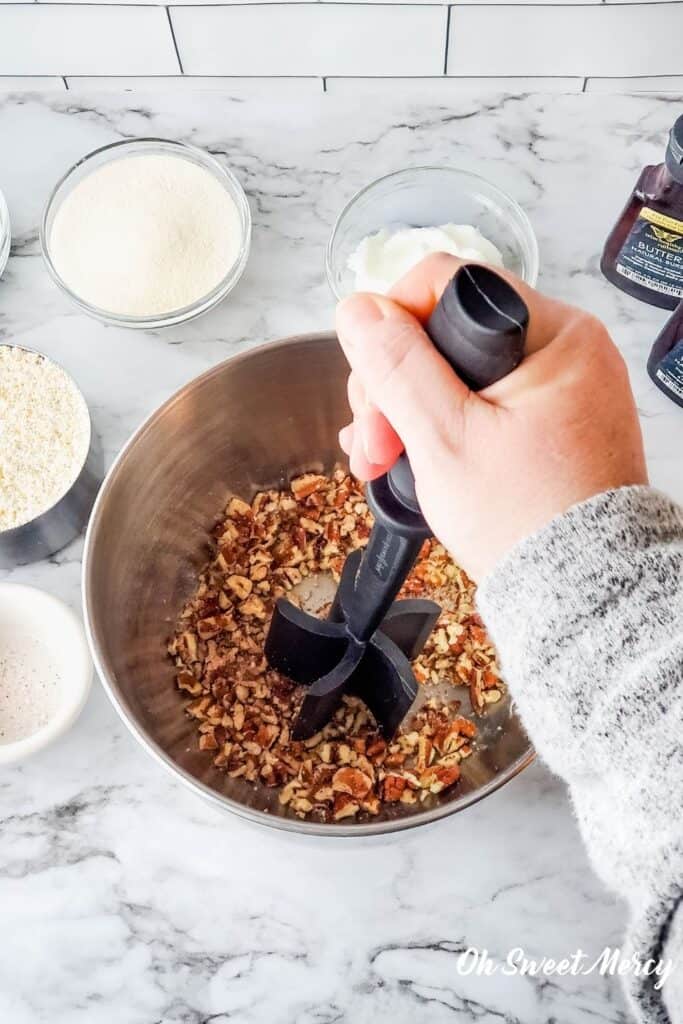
[{"left": 336, "top": 253, "right": 648, "bottom": 581}]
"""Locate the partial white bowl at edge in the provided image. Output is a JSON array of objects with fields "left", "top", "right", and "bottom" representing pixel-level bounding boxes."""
[
  {"left": 0, "top": 187, "right": 10, "bottom": 279},
  {"left": 0, "top": 584, "right": 93, "bottom": 765}
]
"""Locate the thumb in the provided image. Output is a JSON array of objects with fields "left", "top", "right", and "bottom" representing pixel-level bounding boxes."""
[{"left": 336, "top": 292, "right": 471, "bottom": 457}]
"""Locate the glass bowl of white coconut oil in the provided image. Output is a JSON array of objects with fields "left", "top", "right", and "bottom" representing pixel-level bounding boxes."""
[
  {"left": 326, "top": 166, "right": 539, "bottom": 301},
  {"left": 40, "top": 138, "right": 252, "bottom": 329}
]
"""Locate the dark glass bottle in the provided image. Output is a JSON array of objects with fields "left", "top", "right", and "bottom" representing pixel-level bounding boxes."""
[
  {"left": 648, "top": 300, "right": 683, "bottom": 407},
  {"left": 601, "top": 114, "right": 683, "bottom": 310}
]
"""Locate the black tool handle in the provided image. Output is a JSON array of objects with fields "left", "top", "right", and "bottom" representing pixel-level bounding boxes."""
[
  {"left": 387, "top": 264, "right": 529, "bottom": 512},
  {"left": 345, "top": 265, "right": 530, "bottom": 643},
  {"left": 345, "top": 524, "right": 424, "bottom": 642}
]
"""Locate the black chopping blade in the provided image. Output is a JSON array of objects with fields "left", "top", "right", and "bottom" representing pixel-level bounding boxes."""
[{"left": 265, "top": 265, "right": 530, "bottom": 740}]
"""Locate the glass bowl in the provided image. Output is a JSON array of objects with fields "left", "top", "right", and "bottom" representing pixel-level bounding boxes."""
[
  {"left": 326, "top": 166, "right": 539, "bottom": 301},
  {"left": 40, "top": 138, "right": 252, "bottom": 330},
  {"left": 0, "top": 187, "right": 10, "bottom": 278}
]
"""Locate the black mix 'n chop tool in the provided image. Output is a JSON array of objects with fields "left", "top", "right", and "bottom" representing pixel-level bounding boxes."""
[{"left": 265, "top": 265, "right": 530, "bottom": 740}]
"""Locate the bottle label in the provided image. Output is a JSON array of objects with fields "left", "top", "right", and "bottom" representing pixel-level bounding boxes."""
[
  {"left": 616, "top": 207, "right": 683, "bottom": 299},
  {"left": 655, "top": 337, "right": 683, "bottom": 400}
]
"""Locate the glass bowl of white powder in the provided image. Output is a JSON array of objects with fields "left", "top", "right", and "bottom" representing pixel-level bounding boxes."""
[
  {"left": 326, "top": 166, "right": 539, "bottom": 300},
  {"left": 40, "top": 138, "right": 252, "bottom": 329},
  {"left": 0, "top": 584, "right": 92, "bottom": 765}
]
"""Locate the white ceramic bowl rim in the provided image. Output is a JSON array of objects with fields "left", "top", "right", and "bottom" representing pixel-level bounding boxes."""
[
  {"left": 326, "top": 164, "right": 540, "bottom": 299},
  {"left": 0, "top": 584, "right": 93, "bottom": 764},
  {"left": 39, "top": 137, "right": 252, "bottom": 328},
  {"left": 0, "top": 187, "right": 10, "bottom": 278}
]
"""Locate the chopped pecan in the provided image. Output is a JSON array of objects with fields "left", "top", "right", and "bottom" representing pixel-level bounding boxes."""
[
  {"left": 227, "top": 497, "right": 252, "bottom": 519},
  {"left": 291, "top": 473, "right": 326, "bottom": 499},
  {"left": 333, "top": 793, "right": 360, "bottom": 820},
  {"left": 176, "top": 672, "right": 203, "bottom": 696},
  {"left": 169, "top": 471, "right": 501, "bottom": 823},
  {"left": 227, "top": 574, "right": 253, "bottom": 600},
  {"left": 331, "top": 767, "right": 372, "bottom": 799},
  {"left": 382, "top": 775, "right": 407, "bottom": 802},
  {"left": 420, "top": 764, "right": 461, "bottom": 794},
  {"left": 238, "top": 595, "right": 266, "bottom": 619}
]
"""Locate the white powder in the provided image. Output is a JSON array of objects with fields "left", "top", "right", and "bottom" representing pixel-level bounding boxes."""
[
  {"left": 49, "top": 153, "right": 244, "bottom": 317},
  {"left": 0, "top": 631, "right": 61, "bottom": 743},
  {"left": 0, "top": 346, "right": 90, "bottom": 531},
  {"left": 348, "top": 223, "right": 504, "bottom": 294}
]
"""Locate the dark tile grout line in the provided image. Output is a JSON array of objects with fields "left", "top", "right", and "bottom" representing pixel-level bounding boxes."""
[
  {"left": 47, "top": 74, "right": 683, "bottom": 88},
  {"left": 443, "top": 5, "right": 451, "bottom": 75},
  {"left": 165, "top": 6, "right": 184, "bottom": 73},
  {"left": 54, "top": 73, "right": 683, "bottom": 79}
]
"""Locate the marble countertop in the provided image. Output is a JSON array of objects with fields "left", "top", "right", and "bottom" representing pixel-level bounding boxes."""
[{"left": 1, "top": 90, "right": 680, "bottom": 1024}]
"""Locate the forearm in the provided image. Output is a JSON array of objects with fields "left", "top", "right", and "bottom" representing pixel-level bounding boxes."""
[{"left": 476, "top": 486, "right": 683, "bottom": 1023}]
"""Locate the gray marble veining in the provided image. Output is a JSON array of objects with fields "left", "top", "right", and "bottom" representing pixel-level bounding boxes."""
[{"left": 0, "top": 90, "right": 680, "bottom": 1024}]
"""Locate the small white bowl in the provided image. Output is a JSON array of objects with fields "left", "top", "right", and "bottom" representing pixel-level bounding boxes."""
[
  {"left": 0, "top": 584, "right": 93, "bottom": 765},
  {"left": 0, "top": 187, "right": 10, "bottom": 279}
]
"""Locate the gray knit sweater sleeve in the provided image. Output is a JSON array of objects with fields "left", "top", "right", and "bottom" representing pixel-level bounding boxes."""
[{"left": 476, "top": 486, "right": 683, "bottom": 1023}]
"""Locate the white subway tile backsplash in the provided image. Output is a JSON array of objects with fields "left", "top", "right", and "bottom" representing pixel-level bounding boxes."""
[
  {"left": 64, "top": 76, "right": 322, "bottom": 96},
  {"left": 0, "top": 2, "right": 679, "bottom": 83},
  {"left": 0, "top": 6, "right": 179, "bottom": 76},
  {"left": 0, "top": 77, "right": 67, "bottom": 90},
  {"left": 325, "top": 75, "right": 584, "bottom": 95},
  {"left": 171, "top": 4, "right": 447, "bottom": 77},
  {"left": 586, "top": 76, "right": 683, "bottom": 92},
  {"left": 448, "top": 3, "right": 683, "bottom": 77}
]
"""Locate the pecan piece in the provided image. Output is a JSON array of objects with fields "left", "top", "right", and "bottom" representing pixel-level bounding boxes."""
[
  {"left": 382, "top": 775, "right": 407, "bottom": 802},
  {"left": 291, "top": 473, "right": 326, "bottom": 499},
  {"left": 227, "top": 575, "right": 253, "bottom": 600},
  {"left": 419, "top": 764, "right": 461, "bottom": 794},
  {"left": 331, "top": 767, "right": 372, "bottom": 799},
  {"left": 333, "top": 793, "right": 360, "bottom": 820}
]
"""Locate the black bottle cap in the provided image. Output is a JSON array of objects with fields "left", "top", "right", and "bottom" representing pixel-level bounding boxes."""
[{"left": 665, "top": 114, "right": 683, "bottom": 184}]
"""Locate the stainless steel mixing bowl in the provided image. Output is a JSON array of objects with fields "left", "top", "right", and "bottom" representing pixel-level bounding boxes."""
[{"left": 83, "top": 333, "right": 533, "bottom": 835}]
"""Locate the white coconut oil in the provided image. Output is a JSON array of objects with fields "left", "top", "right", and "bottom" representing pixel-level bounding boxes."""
[{"left": 348, "top": 223, "right": 504, "bottom": 294}]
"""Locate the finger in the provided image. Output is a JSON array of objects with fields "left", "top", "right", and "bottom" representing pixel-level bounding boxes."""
[
  {"left": 340, "top": 418, "right": 397, "bottom": 478},
  {"left": 338, "top": 423, "right": 354, "bottom": 453},
  {"left": 349, "top": 420, "right": 388, "bottom": 481},
  {"left": 388, "top": 252, "right": 577, "bottom": 354},
  {"left": 336, "top": 292, "right": 471, "bottom": 456},
  {"left": 347, "top": 373, "right": 368, "bottom": 417},
  {"left": 360, "top": 405, "right": 404, "bottom": 466},
  {"left": 348, "top": 373, "right": 403, "bottom": 465}
]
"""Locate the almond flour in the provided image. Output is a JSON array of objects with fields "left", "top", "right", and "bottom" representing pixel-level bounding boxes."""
[
  {"left": 0, "top": 346, "right": 90, "bottom": 531},
  {"left": 48, "top": 153, "right": 243, "bottom": 318}
]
